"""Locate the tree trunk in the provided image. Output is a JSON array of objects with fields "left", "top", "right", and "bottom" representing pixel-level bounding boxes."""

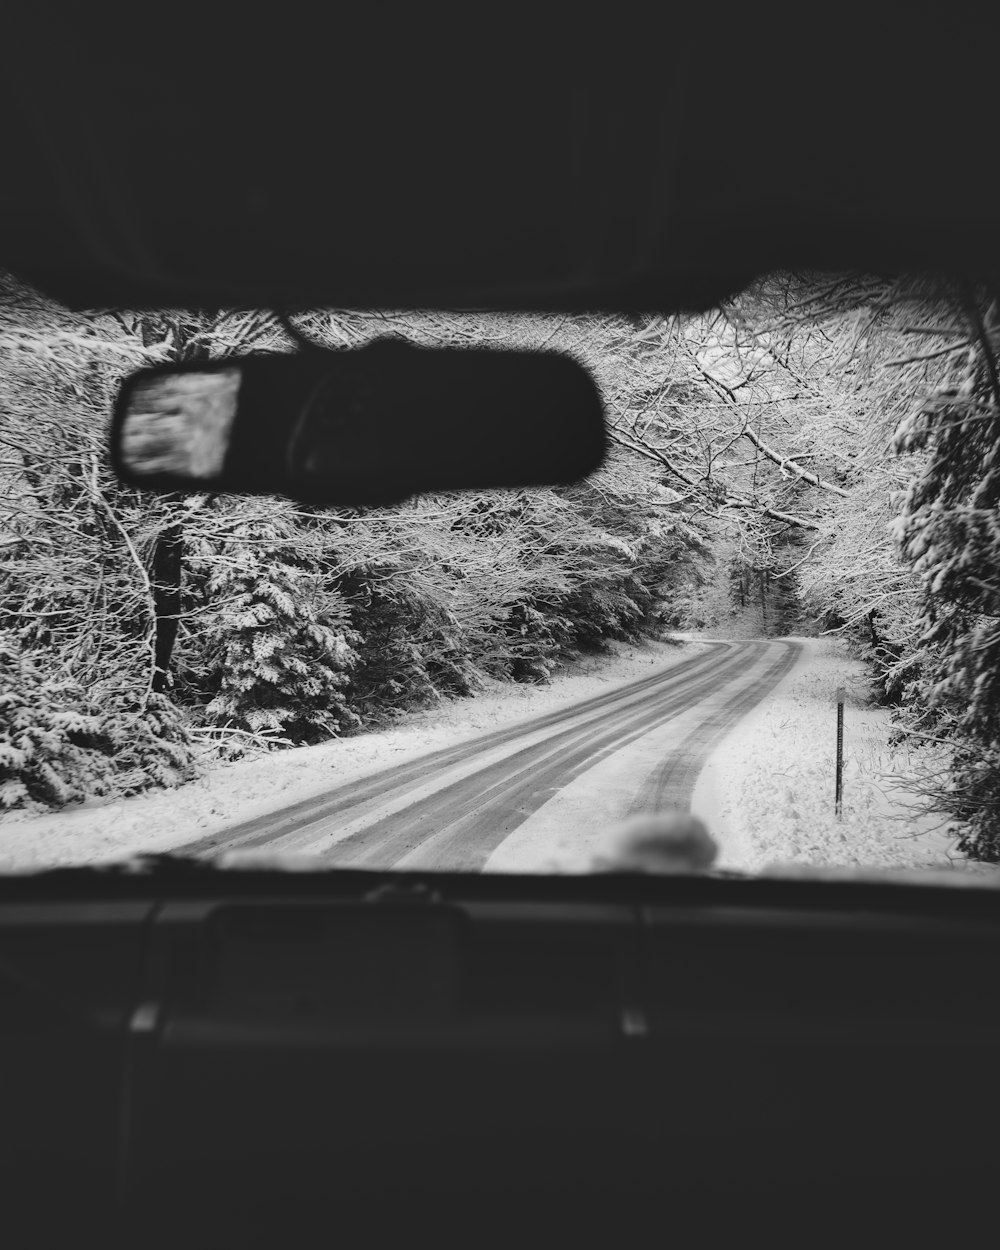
[
  {"left": 151, "top": 518, "right": 183, "bottom": 693},
  {"left": 142, "top": 313, "right": 206, "bottom": 694}
]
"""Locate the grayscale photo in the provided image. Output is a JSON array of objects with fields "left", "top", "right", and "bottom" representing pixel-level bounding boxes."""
[{"left": 2, "top": 5, "right": 999, "bottom": 1246}]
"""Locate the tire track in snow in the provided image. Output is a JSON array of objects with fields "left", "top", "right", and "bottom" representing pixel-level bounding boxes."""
[{"left": 173, "top": 640, "right": 798, "bottom": 870}]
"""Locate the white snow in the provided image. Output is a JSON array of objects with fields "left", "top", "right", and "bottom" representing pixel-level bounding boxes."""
[
  {"left": 690, "top": 635, "right": 999, "bottom": 879},
  {"left": 5, "top": 631, "right": 998, "bottom": 886},
  {"left": 0, "top": 638, "right": 705, "bottom": 871},
  {"left": 483, "top": 642, "right": 789, "bottom": 873}
]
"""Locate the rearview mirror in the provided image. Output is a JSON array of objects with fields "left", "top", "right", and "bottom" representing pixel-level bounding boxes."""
[{"left": 111, "top": 338, "right": 606, "bottom": 506}]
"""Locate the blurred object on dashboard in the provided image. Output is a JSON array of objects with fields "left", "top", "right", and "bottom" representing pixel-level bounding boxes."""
[{"left": 592, "top": 811, "right": 718, "bottom": 874}]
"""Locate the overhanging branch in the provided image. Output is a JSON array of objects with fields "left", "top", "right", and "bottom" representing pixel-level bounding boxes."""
[
  {"left": 608, "top": 427, "right": 822, "bottom": 530},
  {"left": 687, "top": 355, "right": 850, "bottom": 497}
]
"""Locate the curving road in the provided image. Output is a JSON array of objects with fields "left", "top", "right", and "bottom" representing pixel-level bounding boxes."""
[{"left": 175, "top": 639, "right": 801, "bottom": 871}]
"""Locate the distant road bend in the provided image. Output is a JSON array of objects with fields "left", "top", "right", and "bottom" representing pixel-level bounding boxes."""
[{"left": 177, "top": 640, "right": 801, "bottom": 871}]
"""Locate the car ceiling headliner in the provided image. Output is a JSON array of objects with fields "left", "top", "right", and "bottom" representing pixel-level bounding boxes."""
[{"left": 3, "top": 6, "right": 998, "bottom": 313}]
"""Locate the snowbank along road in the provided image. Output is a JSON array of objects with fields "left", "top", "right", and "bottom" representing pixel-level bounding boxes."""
[{"left": 175, "top": 640, "right": 801, "bottom": 871}]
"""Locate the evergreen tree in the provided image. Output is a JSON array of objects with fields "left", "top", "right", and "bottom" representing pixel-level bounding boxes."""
[
  {"left": 0, "top": 633, "right": 195, "bottom": 809},
  {"left": 892, "top": 299, "right": 1000, "bottom": 858},
  {"left": 183, "top": 515, "right": 360, "bottom": 744}
]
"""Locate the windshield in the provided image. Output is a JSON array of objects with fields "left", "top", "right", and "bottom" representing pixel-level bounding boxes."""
[{"left": 2, "top": 269, "right": 998, "bottom": 885}]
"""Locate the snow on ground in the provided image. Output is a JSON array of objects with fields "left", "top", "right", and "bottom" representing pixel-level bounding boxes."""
[
  {"left": 483, "top": 642, "right": 788, "bottom": 874},
  {"left": 690, "top": 634, "right": 998, "bottom": 878},
  {"left": 0, "top": 637, "right": 704, "bottom": 871},
  {"left": 6, "top": 629, "right": 997, "bottom": 884}
]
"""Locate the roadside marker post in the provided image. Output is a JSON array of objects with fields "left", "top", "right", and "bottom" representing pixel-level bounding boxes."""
[{"left": 835, "top": 686, "right": 845, "bottom": 819}]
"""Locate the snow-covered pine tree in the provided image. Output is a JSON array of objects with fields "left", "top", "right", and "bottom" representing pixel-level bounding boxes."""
[
  {"left": 0, "top": 632, "right": 114, "bottom": 808},
  {"left": 0, "top": 633, "right": 196, "bottom": 809},
  {"left": 185, "top": 513, "right": 360, "bottom": 744},
  {"left": 891, "top": 295, "right": 1000, "bottom": 859}
]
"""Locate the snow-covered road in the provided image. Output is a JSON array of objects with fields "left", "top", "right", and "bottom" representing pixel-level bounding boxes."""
[{"left": 172, "top": 640, "right": 801, "bottom": 871}]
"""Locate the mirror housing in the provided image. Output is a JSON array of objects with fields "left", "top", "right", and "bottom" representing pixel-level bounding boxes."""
[{"left": 111, "top": 339, "right": 606, "bottom": 506}]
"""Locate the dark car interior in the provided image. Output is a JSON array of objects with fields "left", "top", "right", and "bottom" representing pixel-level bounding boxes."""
[{"left": 3, "top": 6, "right": 1000, "bottom": 1245}]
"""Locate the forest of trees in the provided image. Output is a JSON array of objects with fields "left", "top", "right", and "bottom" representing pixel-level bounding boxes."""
[{"left": 3, "top": 270, "right": 1000, "bottom": 860}]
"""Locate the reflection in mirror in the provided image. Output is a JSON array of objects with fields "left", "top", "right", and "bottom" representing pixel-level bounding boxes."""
[{"left": 120, "top": 368, "right": 242, "bottom": 480}]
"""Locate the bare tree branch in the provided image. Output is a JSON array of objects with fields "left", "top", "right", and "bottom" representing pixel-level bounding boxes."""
[{"left": 738, "top": 424, "right": 849, "bottom": 496}]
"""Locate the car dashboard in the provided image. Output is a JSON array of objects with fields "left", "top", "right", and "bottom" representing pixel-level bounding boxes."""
[{"left": 2, "top": 867, "right": 998, "bottom": 1243}]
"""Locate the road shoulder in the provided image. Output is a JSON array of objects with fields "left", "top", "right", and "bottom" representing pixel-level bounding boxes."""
[{"left": 690, "top": 635, "right": 982, "bottom": 873}]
